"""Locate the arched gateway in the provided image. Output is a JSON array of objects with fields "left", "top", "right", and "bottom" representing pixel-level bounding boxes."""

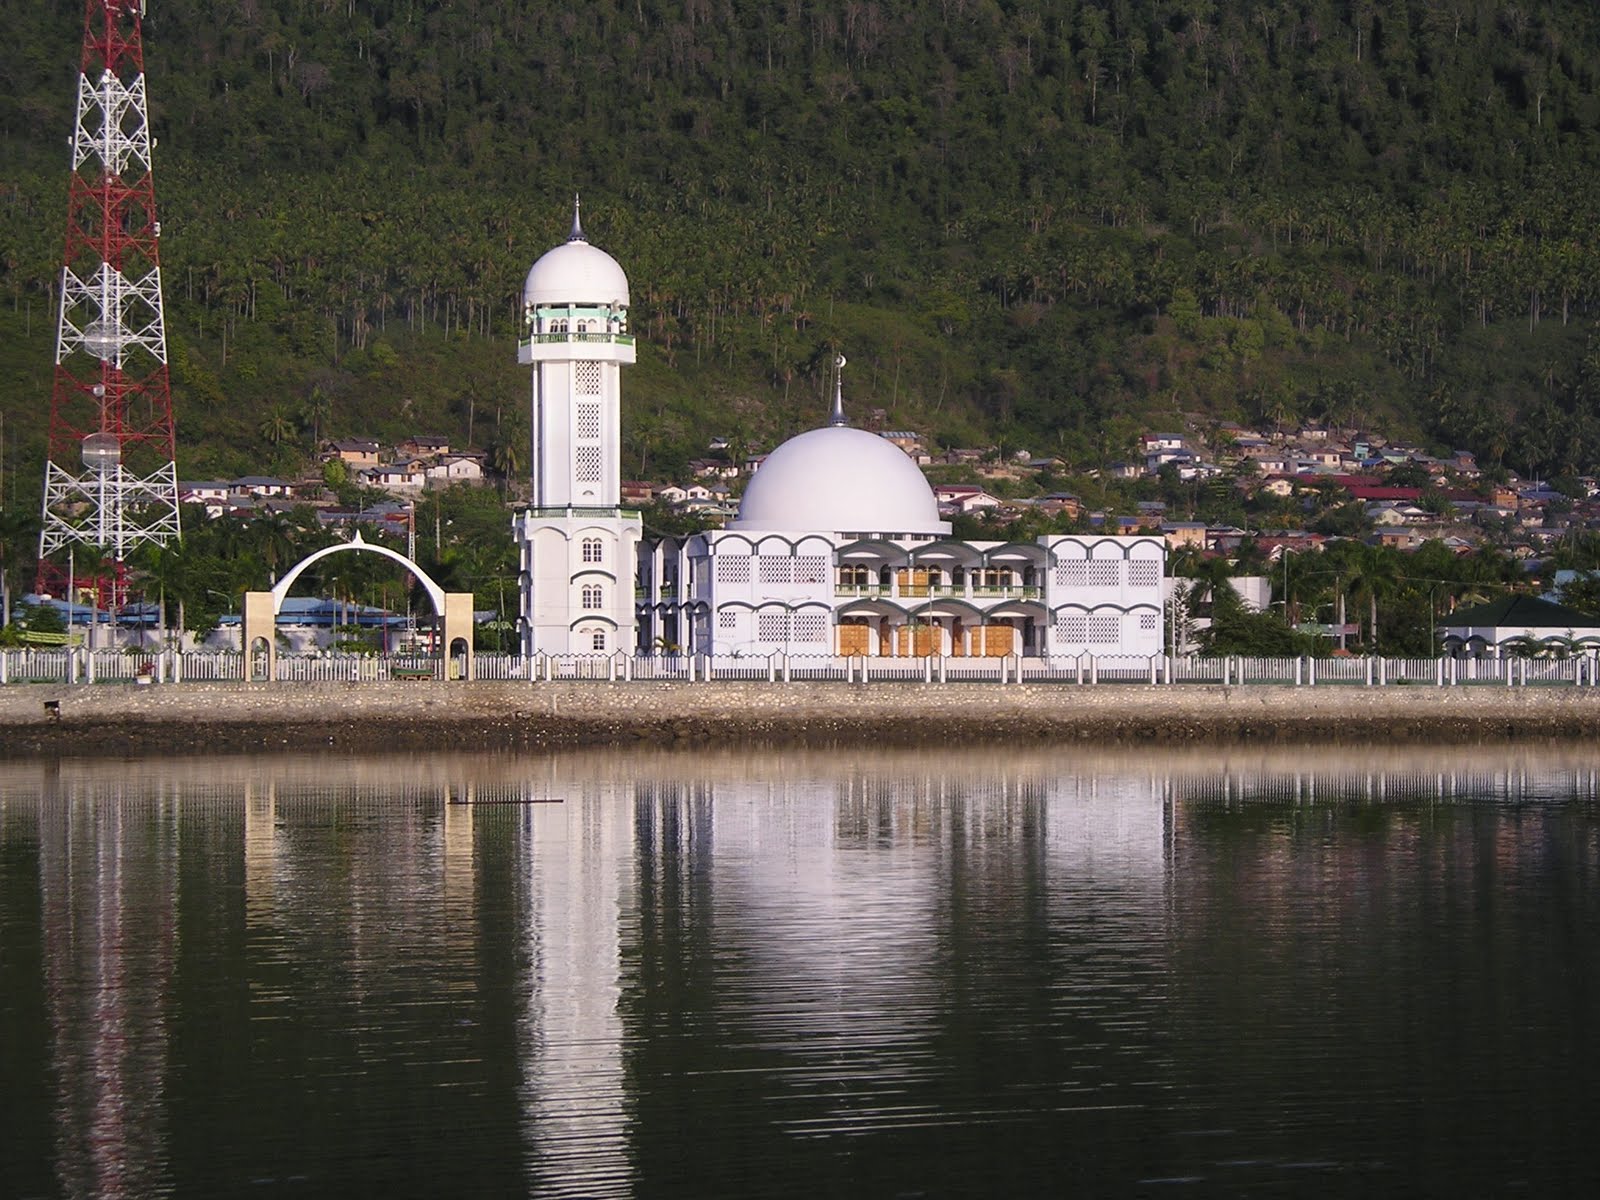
[{"left": 240, "top": 532, "right": 478, "bottom": 680}]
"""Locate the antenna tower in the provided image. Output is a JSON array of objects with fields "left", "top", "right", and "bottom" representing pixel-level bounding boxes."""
[{"left": 38, "top": 0, "right": 180, "bottom": 604}]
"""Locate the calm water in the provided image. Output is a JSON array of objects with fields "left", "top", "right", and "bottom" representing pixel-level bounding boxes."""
[{"left": 2, "top": 744, "right": 1598, "bottom": 1197}]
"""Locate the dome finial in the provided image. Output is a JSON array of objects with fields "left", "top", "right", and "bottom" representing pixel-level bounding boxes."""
[
  {"left": 569, "top": 193, "right": 586, "bottom": 243},
  {"left": 829, "top": 353, "right": 848, "bottom": 427}
]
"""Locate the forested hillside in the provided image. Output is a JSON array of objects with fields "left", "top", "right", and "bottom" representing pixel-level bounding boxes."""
[{"left": 4, "top": 0, "right": 1600, "bottom": 490}]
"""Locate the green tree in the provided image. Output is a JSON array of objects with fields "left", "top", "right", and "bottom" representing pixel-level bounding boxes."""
[{"left": 258, "top": 405, "right": 294, "bottom": 446}]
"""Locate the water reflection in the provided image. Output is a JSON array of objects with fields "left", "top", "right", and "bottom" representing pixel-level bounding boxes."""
[{"left": 1, "top": 744, "right": 1598, "bottom": 1195}]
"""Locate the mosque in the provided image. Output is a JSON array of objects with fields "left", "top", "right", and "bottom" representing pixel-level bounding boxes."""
[{"left": 513, "top": 208, "right": 1167, "bottom": 659}]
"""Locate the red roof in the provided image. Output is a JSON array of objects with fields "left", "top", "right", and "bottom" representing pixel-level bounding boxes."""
[{"left": 1345, "top": 484, "right": 1422, "bottom": 501}]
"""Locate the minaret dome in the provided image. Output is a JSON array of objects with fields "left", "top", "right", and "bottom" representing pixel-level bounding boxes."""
[{"left": 522, "top": 198, "right": 630, "bottom": 309}]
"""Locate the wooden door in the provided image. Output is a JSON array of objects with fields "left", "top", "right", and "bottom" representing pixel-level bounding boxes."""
[
  {"left": 895, "top": 569, "right": 931, "bottom": 597},
  {"left": 837, "top": 623, "right": 872, "bottom": 656},
  {"left": 895, "top": 624, "right": 936, "bottom": 656},
  {"left": 974, "top": 624, "right": 1013, "bottom": 657}
]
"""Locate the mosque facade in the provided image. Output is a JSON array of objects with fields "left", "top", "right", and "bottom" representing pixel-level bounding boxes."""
[{"left": 514, "top": 212, "right": 1167, "bottom": 659}]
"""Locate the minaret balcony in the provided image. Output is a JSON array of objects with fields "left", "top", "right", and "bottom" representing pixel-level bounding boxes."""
[{"left": 518, "top": 332, "right": 637, "bottom": 365}]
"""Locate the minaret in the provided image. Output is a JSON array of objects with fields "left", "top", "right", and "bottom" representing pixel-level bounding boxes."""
[
  {"left": 513, "top": 203, "right": 642, "bottom": 656},
  {"left": 518, "top": 196, "right": 634, "bottom": 508}
]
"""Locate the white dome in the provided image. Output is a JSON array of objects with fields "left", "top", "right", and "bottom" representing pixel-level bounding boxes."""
[
  {"left": 732, "top": 426, "right": 950, "bottom": 535},
  {"left": 522, "top": 238, "right": 629, "bottom": 308}
]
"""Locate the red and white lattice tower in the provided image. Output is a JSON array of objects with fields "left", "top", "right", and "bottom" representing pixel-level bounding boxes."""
[{"left": 38, "top": 0, "right": 180, "bottom": 601}]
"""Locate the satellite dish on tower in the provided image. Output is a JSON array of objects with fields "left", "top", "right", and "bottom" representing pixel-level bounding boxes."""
[{"left": 81, "top": 432, "right": 121, "bottom": 475}]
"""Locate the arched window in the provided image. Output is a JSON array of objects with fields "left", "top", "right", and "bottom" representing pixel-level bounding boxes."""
[
  {"left": 591, "top": 630, "right": 607, "bottom": 651},
  {"left": 581, "top": 538, "right": 603, "bottom": 564},
  {"left": 581, "top": 585, "right": 603, "bottom": 608}
]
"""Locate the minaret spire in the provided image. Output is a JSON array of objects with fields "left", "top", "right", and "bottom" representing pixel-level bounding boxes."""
[
  {"left": 569, "top": 193, "right": 586, "bottom": 243},
  {"left": 829, "top": 353, "right": 848, "bottom": 427}
]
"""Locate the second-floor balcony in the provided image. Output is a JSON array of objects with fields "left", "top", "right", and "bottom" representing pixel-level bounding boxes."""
[
  {"left": 837, "top": 582, "right": 1041, "bottom": 601},
  {"left": 518, "top": 331, "right": 638, "bottom": 365}
]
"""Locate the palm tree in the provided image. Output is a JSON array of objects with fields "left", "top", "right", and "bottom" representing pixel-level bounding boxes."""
[
  {"left": 251, "top": 514, "right": 298, "bottom": 580},
  {"left": 1341, "top": 544, "right": 1400, "bottom": 653},
  {"left": 0, "top": 506, "right": 39, "bottom": 628},
  {"left": 302, "top": 385, "right": 332, "bottom": 447},
  {"left": 129, "top": 541, "right": 187, "bottom": 649},
  {"left": 489, "top": 434, "right": 523, "bottom": 496},
  {"left": 258, "top": 405, "right": 294, "bottom": 446}
]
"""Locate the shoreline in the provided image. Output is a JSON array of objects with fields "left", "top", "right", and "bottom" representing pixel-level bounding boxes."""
[{"left": 4, "top": 680, "right": 1600, "bottom": 757}]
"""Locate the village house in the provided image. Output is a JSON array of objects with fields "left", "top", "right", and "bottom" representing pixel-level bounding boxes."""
[
  {"left": 1161, "top": 521, "right": 1208, "bottom": 549},
  {"left": 321, "top": 438, "right": 381, "bottom": 467},
  {"left": 179, "top": 481, "right": 231, "bottom": 504},
  {"left": 933, "top": 484, "right": 1003, "bottom": 514},
  {"left": 233, "top": 475, "right": 292, "bottom": 497},
  {"left": 689, "top": 458, "right": 740, "bottom": 480},
  {"left": 1034, "top": 493, "right": 1083, "bottom": 518},
  {"left": 1141, "top": 433, "right": 1186, "bottom": 453},
  {"left": 1302, "top": 447, "right": 1347, "bottom": 469},
  {"left": 360, "top": 463, "right": 426, "bottom": 493},
  {"left": 424, "top": 453, "right": 485, "bottom": 487},
  {"left": 657, "top": 483, "right": 717, "bottom": 508},
  {"left": 395, "top": 435, "right": 451, "bottom": 460}
]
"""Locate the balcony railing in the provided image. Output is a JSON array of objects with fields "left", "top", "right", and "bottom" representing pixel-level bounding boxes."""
[
  {"left": 521, "top": 506, "right": 641, "bottom": 519},
  {"left": 837, "top": 583, "right": 1041, "bottom": 600},
  {"left": 520, "top": 332, "right": 635, "bottom": 347}
]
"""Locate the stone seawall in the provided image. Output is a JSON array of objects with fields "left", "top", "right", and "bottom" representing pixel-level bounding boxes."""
[{"left": 3, "top": 680, "right": 1599, "bottom": 757}]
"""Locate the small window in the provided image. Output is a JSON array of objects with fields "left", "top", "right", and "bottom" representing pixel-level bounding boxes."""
[
  {"left": 716, "top": 555, "right": 751, "bottom": 584},
  {"left": 581, "top": 538, "right": 603, "bottom": 564},
  {"left": 581, "top": 585, "right": 603, "bottom": 608},
  {"left": 1087, "top": 562, "right": 1120, "bottom": 587},
  {"left": 1088, "top": 614, "right": 1121, "bottom": 643},
  {"left": 591, "top": 630, "right": 606, "bottom": 651},
  {"left": 759, "top": 556, "right": 794, "bottom": 584},
  {"left": 1129, "top": 561, "right": 1160, "bottom": 588}
]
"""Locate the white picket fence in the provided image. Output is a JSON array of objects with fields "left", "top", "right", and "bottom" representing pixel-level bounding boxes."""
[{"left": 3, "top": 649, "right": 1599, "bottom": 688}]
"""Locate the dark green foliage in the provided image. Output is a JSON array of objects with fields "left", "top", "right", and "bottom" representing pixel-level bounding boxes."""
[
  {"left": 1557, "top": 574, "right": 1600, "bottom": 618},
  {"left": 5, "top": 1, "right": 1600, "bottom": 492},
  {"left": 15, "top": 601, "right": 64, "bottom": 635},
  {"left": 1202, "top": 585, "right": 1318, "bottom": 657}
]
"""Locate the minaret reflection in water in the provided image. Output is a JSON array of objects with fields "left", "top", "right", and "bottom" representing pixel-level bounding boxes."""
[{"left": 7, "top": 747, "right": 1598, "bottom": 1193}]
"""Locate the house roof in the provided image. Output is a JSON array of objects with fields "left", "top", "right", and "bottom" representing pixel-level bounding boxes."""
[
  {"left": 1441, "top": 594, "right": 1599, "bottom": 629},
  {"left": 1346, "top": 484, "right": 1423, "bottom": 501}
]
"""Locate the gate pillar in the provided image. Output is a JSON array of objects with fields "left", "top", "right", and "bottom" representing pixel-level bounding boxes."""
[
  {"left": 242, "top": 591, "right": 277, "bottom": 681},
  {"left": 443, "top": 592, "right": 476, "bottom": 680}
]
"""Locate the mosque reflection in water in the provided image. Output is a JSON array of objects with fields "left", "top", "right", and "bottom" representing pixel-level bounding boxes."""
[{"left": 2, "top": 745, "right": 1598, "bottom": 1195}]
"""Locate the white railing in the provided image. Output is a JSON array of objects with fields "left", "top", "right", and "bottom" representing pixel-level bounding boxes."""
[{"left": 6, "top": 649, "right": 1600, "bottom": 689}]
